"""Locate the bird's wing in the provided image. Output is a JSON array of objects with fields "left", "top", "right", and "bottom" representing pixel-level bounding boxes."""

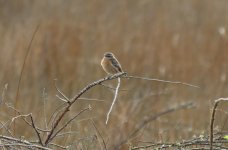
[{"left": 111, "top": 57, "right": 122, "bottom": 72}]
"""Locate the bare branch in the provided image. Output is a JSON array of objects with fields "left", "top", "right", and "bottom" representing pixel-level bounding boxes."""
[
  {"left": 56, "top": 96, "right": 105, "bottom": 102},
  {"left": 56, "top": 96, "right": 105, "bottom": 110},
  {"left": 133, "top": 102, "right": 193, "bottom": 137},
  {"left": 124, "top": 75, "right": 200, "bottom": 88},
  {"left": 9, "top": 113, "right": 31, "bottom": 128},
  {"left": 48, "top": 143, "right": 67, "bottom": 149},
  {"left": 65, "top": 135, "right": 97, "bottom": 148},
  {"left": 54, "top": 131, "right": 78, "bottom": 138},
  {"left": 0, "top": 121, "right": 13, "bottom": 136},
  {"left": 54, "top": 79, "right": 70, "bottom": 102},
  {"left": 50, "top": 104, "right": 69, "bottom": 128},
  {"left": 8, "top": 113, "right": 44, "bottom": 146},
  {"left": 14, "top": 25, "right": 40, "bottom": 134},
  {"left": 116, "top": 101, "right": 194, "bottom": 149},
  {"left": 42, "top": 88, "right": 48, "bottom": 132},
  {"left": 48, "top": 106, "right": 91, "bottom": 143},
  {"left": 1, "top": 83, "right": 8, "bottom": 105},
  {"left": 99, "top": 83, "right": 128, "bottom": 91},
  {"left": 56, "top": 94, "right": 69, "bottom": 103},
  {"left": 210, "top": 97, "right": 228, "bottom": 150},
  {"left": 6, "top": 103, "right": 51, "bottom": 133},
  {"left": 78, "top": 97, "right": 106, "bottom": 102},
  {"left": 0, "top": 135, "right": 51, "bottom": 150},
  {"left": 131, "top": 132, "right": 228, "bottom": 149},
  {"left": 46, "top": 102, "right": 68, "bottom": 128},
  {"left": 106, "top": 77, "right": 121, "bottom": 124},
  {"left": 44, "top": 72, "right": 126, "bottom": 146},
  {"left": 29, "top": 114, "right": 43, "bottom": 146}
]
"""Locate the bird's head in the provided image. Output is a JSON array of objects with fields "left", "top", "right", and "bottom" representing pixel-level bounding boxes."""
[{"left": 104, "top": 52, "right": 114, "bottom": 58}]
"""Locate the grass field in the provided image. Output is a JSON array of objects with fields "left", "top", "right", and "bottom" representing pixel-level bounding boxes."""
[{"left": 0, "top": 1, "right": 228, "bottom": 149}]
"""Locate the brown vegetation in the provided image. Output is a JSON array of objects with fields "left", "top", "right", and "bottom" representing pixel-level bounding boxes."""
[{"left": 0, "top": 1, "right": 228, "bottom": 149}]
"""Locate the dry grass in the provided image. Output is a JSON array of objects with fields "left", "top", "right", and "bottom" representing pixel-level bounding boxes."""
[{"left": 0, "top": 0, "right": 228, "bottom": 149}]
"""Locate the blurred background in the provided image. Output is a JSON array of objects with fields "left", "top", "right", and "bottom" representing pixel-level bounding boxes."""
[{"left": 0, "top": 0, "right": 228, "bottom": 149}]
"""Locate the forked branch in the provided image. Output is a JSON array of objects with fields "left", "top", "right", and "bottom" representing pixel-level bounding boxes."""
[
  {"left": 44, "top": 72, "right": 198, "bottom": 146},
  {"left": 44, "top": 72, "right": 127, "bottom": 145}
]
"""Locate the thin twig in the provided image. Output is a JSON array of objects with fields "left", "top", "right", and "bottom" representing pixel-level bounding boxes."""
[
  {"left": 78, "top": 97, "right": 106, "bottom": 102},
  {"left": 0, "top": 143, "right": 45, "bottom": 149},
  {"left": 55, "top": 131, "right": 78, "bottom": 138},
  {"left": 47, "top": 102, "right": 68, "bottom": 127},
  {"left": 54, "top": 79, "right": 70, "bottom": 102},
  {"left": 1, "top": 83, "right": 8, "bottom": 105},
  {"left": 124, "top": 75, "right": 200, "bottom": 88},
  {"left": 6, "top": 103, "right": 51, "bottom": 133},
  {"left": 56, "top": 95, "right": 69, "bottom": 103},
  {"left": 210, "top": 97, "right": 228, "bottom": 150},
  {"left": 48, "top": 106, "right": 91, "bottom": 143},
  {"left": 9, "top": 113, "right": 31, "bottom": 128},
  {"left": 132, "top": 102, "right": 193, "bottom": 138},
  {"left": 106, "top": 77, "right": 121, "bottom": 124},
  {"left": 0, "top": 121, "right": 13, "bottom": 136},
  {"left": 42, "top": 88, "right": 48, "bottom": 134},
  {"left": 49, "top": 143, "right": 67, "bottom": 149},
  {"left": 50, "top": 105, "right": 69, "bottom": 128},
  {"left": 9, "top": 112, "right": 44, "bottom": 146},
  {"left": 56, "top": 95, "right": 105, "bottom": 102},
  {"left": 116, "top": 102, "right": 194, "bottom": 149},
  {"left": 29, "top": 114, "right": 43, "bottom": 146},
  {"left": 66, "top": 135, "right": 97, "bottom": 148},
  {"left": 0, "top": 135, "right": 51, "bottom": 150},
  {"left": 132, "top": 132, "right": 228, "bottom": 149},
  {"left": 44, "top": 72, "right": 126, "bottom": 146},
  {"left": 99, "top": 83, "right": 127, "bottom": 91},
  {"left": 131, "top": 135, "right": 228, "bottom": 150},
  {"left": 14, "top": 25, "right": 40, "bottom": 134}
]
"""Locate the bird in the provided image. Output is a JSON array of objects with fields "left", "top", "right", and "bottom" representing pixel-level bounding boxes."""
[{"left": 101, "top": 52, "right": 123, "bottom": 75}]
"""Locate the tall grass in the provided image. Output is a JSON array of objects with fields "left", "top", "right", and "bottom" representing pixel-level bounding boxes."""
[{"left": 0, "top": 0, "right": 228, "bottom": 149}]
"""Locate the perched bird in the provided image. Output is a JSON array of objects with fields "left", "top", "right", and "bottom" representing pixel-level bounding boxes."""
[{"left": 101, "top": 52, "right": 123, "bottom": 74}]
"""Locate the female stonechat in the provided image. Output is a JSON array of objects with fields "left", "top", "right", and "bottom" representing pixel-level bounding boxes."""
[{"left": 101, "top": 52, "right": 123, "bottom": 74}]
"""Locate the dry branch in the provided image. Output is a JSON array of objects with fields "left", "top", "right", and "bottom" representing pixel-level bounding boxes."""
[
  {"left": 210, "top": 97, "right": 228, "bottom": 150},
  {"left": 124, "top": 75, "right": 200, "bottom": 88},
  {"left": 132, "top": 102, "right": 193, "bottom": 139},
  {"left": 54, "top": 79, "right": 70, "bottom": 102},
  {"left": 0, "top": 135, "right": 51, "bottom": 150},
  {"left": 44, "top": 72, "right": 127, "bottom": 145},
  {"left": 45, "top": 73, "right": 199, "bottom": 146},
  {"left": 29, "top": 114, "right": 43, "bottom": 146},
  {"left": 2, "top": 71, "right": 201, "bottom": 149},
  {"left": 116, "top": 101, "right": 194, "bottom": 149},
  {"left": 6, "top": 103, "right": 51, "bottom": 133},
  {"left": 48, "top": 106, "right": 91, "bottom": 143},
  {"left": 14, "top": 25, "right": 40, "bottom": 134},
  {"left": 99, "top": 83, "right": 127, "bottom": 91},
  {"left": 106, "top": 77, "right": 121, "bottom": 124},
  {"left": 131, "top": 133, "right": 228, "bottom": 150}
]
